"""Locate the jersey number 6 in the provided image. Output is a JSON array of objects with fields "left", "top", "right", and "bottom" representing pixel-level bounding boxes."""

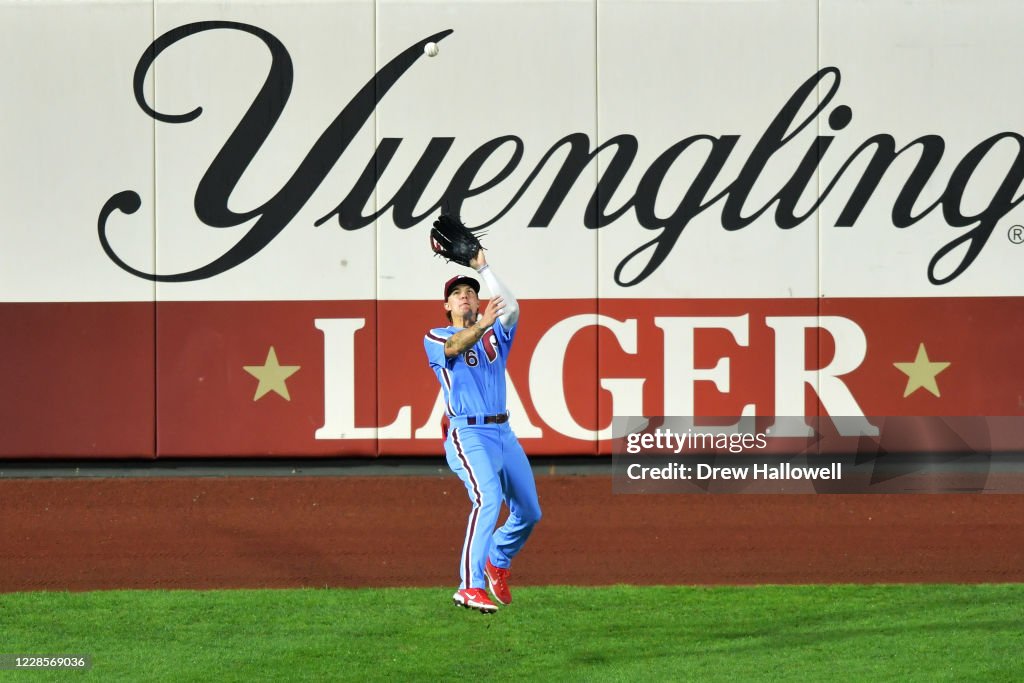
[{"left": 465, "top": 331, "right": 498, "bottom": 367}]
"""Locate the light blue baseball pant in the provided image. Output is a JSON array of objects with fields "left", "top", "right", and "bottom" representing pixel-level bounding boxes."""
[{"left": 444, "top": 420, "right": 542, "bottom": 590}]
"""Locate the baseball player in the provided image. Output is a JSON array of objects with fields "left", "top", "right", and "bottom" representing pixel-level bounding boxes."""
[{"left": 423, "top": 248, "right": 542, "bottom": 614}]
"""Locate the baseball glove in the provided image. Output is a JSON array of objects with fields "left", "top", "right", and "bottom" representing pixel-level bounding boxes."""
[{"left": 430, "top": 213, "right": 485, "bottom": 267}]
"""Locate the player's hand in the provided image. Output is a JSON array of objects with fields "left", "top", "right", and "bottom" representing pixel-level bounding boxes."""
[
  {"left": 470, "top": 248, "right": 487, "bottom": 271},
  {"left": 479, "top": 294, "right": 504, "bottom": 329}
]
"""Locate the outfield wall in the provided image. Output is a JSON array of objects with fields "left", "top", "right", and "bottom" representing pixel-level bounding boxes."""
[{"left": 1, "top": 0, "right": 1022, "bottom": 458}]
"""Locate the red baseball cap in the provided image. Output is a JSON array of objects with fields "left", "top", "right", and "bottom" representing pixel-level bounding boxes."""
[{"left": 444, "top": 275, "right": 480, "bottom": 299}]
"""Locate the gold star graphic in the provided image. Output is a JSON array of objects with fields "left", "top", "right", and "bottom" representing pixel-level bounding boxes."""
[
  {"left": 243, "top": 346, "right": 300, "bottom": 401},
  {"left": 893, "top": 343, "right": 950, "bottom": 398}
]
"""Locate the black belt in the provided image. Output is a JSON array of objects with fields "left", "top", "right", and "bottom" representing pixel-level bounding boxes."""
[{"left": 466, "top": 413, "right": 509, "bottom": 425}]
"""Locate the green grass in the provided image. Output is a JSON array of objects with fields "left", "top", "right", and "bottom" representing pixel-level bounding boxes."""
[{"left": 1, "top": 585, "right": 1022, "bottom": 682}]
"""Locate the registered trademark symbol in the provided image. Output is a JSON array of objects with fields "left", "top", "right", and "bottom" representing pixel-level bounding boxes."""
[{"left": 1010, "top": 225, "right": 1024, "bottom": 244}]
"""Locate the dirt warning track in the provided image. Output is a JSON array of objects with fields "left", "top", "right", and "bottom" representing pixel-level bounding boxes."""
[{"left": 2, "top": 476, "right": 1023, "bottom": 592}]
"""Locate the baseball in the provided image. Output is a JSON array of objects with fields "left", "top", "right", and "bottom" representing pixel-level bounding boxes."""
[{"left": 424, "top": 42, "right": 439, "bottom": 58}]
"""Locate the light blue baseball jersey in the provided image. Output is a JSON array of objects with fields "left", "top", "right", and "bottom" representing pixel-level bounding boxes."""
[{"left": 424, "top": 318, "right": 516, "bottom": 417}]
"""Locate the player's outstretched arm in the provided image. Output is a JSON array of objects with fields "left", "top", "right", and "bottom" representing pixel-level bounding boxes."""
[{"left": 471, "top": 249, "right": 519, "bottom": 327}]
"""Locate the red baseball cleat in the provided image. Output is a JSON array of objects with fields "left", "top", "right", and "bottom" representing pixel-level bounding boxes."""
[
  {"left": 485, "top": 559, "right": 512, "bottom": 605},
  {"left": 452, "top": 588, "right": 498, "bottom": 614}
]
